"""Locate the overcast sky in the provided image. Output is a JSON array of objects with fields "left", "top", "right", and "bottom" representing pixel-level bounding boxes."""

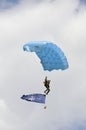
[{"left": 0, "top": 0, "right": 86, "bottom": 130}]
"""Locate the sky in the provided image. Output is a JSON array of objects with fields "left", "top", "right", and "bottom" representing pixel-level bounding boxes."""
[{"left": 0, "top": 0, "right": 86, "bottom": 130}]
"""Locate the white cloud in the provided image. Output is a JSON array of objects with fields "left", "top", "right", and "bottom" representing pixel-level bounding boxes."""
[{"left": 0, "top": 0, "right": 86, "bottom": 130}]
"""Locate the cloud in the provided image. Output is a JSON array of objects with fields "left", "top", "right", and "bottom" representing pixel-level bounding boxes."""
[
  {"left": 0, "top": 0, "right": 19, "bottom": 10},
  {"left": 0, "top": 0, "right": 86, "bottom": 130},
  {"left": 80, "top": 0, "right": 86, "bottom": 4}
]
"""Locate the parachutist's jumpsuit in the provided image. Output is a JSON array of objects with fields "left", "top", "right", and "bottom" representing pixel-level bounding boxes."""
[{"left": 43, "top": 77, "right": 51, "bottom": 95}]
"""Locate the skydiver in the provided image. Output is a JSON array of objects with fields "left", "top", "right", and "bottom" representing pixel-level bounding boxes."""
[{"left": 43, "top": 76, "right": 51, "bottom": 95}]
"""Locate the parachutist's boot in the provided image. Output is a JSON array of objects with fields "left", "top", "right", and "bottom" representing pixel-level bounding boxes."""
[
  {"left": 46, "top": 92, "right": 49, "bottom": 95},
  {"left": 44, "top": 89, "right": 47, "bottom": 94}
]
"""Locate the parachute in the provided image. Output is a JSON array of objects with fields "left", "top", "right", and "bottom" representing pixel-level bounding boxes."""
[
  {"left": 21, "top": 93, "right": 46, "bottom": 104},
  {"left": 23, "top": 41, "right": 69, "bottom": 71}
]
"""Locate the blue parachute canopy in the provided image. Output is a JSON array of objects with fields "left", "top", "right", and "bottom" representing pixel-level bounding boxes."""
[
  {"left": 23, "top": 41, "right": 69, "bottom": 71},
  {"left": 21, "top": 93, "right": 46, "bottom": 104}
]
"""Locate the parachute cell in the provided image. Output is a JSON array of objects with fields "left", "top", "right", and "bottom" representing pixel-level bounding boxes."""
[{"left": 23, "top": 41, "right": 69, "bottom": 71}]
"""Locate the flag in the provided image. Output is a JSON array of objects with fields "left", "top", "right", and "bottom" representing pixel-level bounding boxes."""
[{"left": 21, "top": 93, "right": 46, "bottom": 104}]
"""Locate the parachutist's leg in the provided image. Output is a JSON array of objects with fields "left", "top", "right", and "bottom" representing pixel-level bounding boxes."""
[
  {"left": 44, "top": 89, "right": 47, "bottom": 94},
  {"left": 44, "top": 89, "right": 49, "bottom": 95},
  {"left": 46, "top": 88, "right": 50, "bottom": 95}
]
